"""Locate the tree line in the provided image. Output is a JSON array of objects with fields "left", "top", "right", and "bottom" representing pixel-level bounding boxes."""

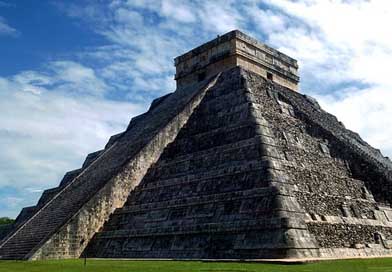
[{"left": 0, "top": 217, "right": 14, "bottom": 225}]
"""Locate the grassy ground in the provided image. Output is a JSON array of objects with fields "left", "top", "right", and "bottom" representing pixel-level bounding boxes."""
[{"left": 0, "top": 258, "right": 392, "bottom": 272}]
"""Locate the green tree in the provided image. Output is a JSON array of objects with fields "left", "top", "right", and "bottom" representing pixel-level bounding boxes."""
[{"left": 0, "top": 217, "right": 14, "bottom": 225}]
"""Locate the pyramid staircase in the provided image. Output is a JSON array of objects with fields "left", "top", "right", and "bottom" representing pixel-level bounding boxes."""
[
  {"left": 0, "top": 74, "right": 220, "bottom": 260},
  {"left": 1, "top": 64, "right": 392, "bottom": 260}
]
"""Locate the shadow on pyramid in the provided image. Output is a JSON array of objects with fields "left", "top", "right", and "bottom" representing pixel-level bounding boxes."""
[{"left": 1, "top": 30, "right": 392, "bottom": 261}]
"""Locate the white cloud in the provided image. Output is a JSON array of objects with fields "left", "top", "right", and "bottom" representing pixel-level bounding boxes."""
[
  {"left": 161, "top": 0, "right": 196, "bottom": 23},
  {"left": 0, "top": 16, "right": 18, "bottom": 36},
  {"left": 48, "top": 61, "right": 109, "bottom": 95},
  {"left": 114, "top": 8, "right": 144, "bottom": 26},
  {"left": 317, "top": 87, "right": 392, "bottom": 158},
  {"left": 258, "top": 0, "right": 392, "bottom": 88},
  {"left": 245, "top": 7, "right": 288, "bottom": 34},
  {"left": 196, "top": 1, "right": 244, "bottom": 33},
  {"left": 25, "top": 188, "right": 44, "bottom": 193},
  {"left": 0, "top": 64, "right": 144, "bottom": 188},
  {"left": 243, "top": 0, "right": 392, "bottom": 158},
  {"left": 0, "top": 88, "right": 143, "bottom": 189},
  {"left": 0, "top": 63, "right": 145, "bottom": 217},
  {"left": 100, "top": 0, "right": 392, "bottom": 160},
  {"left": 2, "top": 0, "right": 392, "bottom": 218},
  {"left": 3, "top": 61, "right": 109, "bottom": 97},
  {"left": 3, "top": 197, "right": 24, "bottom": 209}
]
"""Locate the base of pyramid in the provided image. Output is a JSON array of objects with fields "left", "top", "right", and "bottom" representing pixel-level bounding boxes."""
[
  {"left": 85, "top": 250, "right": 392, "bottom": 264},
  {"left": 84, "top": 240, "right": 392, "bottom": 261}
]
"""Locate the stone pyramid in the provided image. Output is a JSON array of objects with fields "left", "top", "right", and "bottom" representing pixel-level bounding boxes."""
[{"left": 1, "top": 30, "right": 392, "bottom": 260}]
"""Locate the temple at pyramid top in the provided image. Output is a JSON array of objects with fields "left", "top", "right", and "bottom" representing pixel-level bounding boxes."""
[{"left": 174, "top": 30, "right": 300, "bottom": 91}]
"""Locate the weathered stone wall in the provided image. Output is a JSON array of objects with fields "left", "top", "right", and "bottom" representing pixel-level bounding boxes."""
[
  {"left": 307, "top": 222, "right": 392, "bottom": 248},
  {"left": 244, "top": 69, "right": 392, "bottom": 258},
  {"left": 84, "top": 67, "right": 305, "bottom": 259},
  {"left": 176, "top": 55, "right": 237, "bottom": 89},
  {"left": 236, "top": 56, "right": 298, "bottom": 91},
  {"left": 175, "top": 30, "right": 299, "bottom": 91}
]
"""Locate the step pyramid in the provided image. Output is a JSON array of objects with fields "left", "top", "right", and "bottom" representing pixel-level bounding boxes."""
[{"left": 1, "top": 30, "right": 392, "bottom": 260}]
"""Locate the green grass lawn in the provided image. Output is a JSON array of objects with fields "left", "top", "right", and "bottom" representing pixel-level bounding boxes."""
[{"left": 0, "top": 259, "right": 392, "bottom": 272}]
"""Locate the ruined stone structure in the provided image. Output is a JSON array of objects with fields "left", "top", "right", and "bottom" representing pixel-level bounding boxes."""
[
  {"left": 175, "top": 30, "right": 299, "bottom": 91},
  {"left": 1, "top": 30, "right": 392, "bottom": 260}
]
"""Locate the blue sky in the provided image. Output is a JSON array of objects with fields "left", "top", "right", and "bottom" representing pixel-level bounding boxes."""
[{"left": 1, "top": 0, "right": 392, "bottom": 218}]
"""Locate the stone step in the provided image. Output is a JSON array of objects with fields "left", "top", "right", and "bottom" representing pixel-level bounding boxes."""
[
  {"left": 143, "top": 148, "right": 263, "bottom": 184},
  {"left": 140, "top": 156, "right": 270, "bottom": 184},
  {"left": 159, "top": 132, "right": 260, "bottom": 164},
  {"left": 153, "top": 137, "right": 261, "bottom": 170},
  {"left": 122, "top": 186, "right": 276, "bottom": 214},
  {"left": 106, "top": 205, "right": 279, "bottom": 232},
  {"left": 135, "top": 168, "right": 267, "bottom": 197},
  {"left": 95, "top": 217, "right": 288, "bottom": 239},
  {"left": 82, "top": 150, "right": 104, "bottom": 168},
  {"left": 125, "top": 159, "right": 270, "bottom": 205},
  {"left": 139, "top": 159, "right": 272, "bottom": 191},
  {"left": 130, "top": 173, "right": 267, "bottom": 206},
  {"left": 173, "top": 105, "right": 252, "bottom": 137},
  {"left": 162, "top": 123, "right": 257, "bottom": 158},
  {"left": 59, "top": 168, "right": 82, "bottom": 187}
]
